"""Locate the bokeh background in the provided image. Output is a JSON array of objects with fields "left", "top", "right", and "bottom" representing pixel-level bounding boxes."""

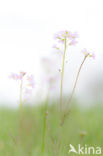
[{"left": 0, "top": 0, "right": 103, "bottom": 107}]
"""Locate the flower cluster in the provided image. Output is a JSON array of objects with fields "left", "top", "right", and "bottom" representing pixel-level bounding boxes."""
[
  {"left": 10, "top": 72, "right": 35, "bottom": 87},
  {"left": 53, "top": 30, "right": 78, "bottom": 49},
  {"left": 53, "top": 30, "right": 95, "bottom": 60},
  {"left": 27, "top": 75, "right": 35, "bottom": 88},
  {"left": 9, "top": 71, "right": 35, "bottom": 102},
  {"left": 9, "top": 71, "right": 26, "bottom": 80},
  {"left": 82, "top": 48, "right": 95, "bottom": 59}
]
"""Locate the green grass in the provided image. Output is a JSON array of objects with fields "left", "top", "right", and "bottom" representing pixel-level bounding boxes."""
[{"left": 0, "top": 103, "right": 103, "bottom": 156}]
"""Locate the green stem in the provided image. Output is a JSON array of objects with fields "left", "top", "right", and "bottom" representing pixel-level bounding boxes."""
[
  {"left": 19, "top": 79, "right": 23, "bottom": 144},
  {"left": 62, "top": 55, "right": 88, "bottom": 124},
  {"left": 67, "top": 55, "right": 88, "bottom": 108},
  {"left": 41, "top": 94, "right": 49, "bottom": 156},
  {"left": 60, "top": 37, "right": 67, "bottom": 113},
  {"left": 55, "top": 38, "right": 67, "bottom": 156},
  {"left": 19, "top": 79, "right": 23, "bottom": 110}
]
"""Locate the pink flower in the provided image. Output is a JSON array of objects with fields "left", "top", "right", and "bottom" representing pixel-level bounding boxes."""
[
  {"left": 69, "top": 39, "right": 78, "bottom": 46},
  {"left": 82, "top": 49, "right": 95, "bottom": 59},
  {"left": 9, "top": 73, "right": 19, "bottom": 80},
  {"left": 20, "top": 71, "right": 26, "bottom": 77},
  {"left": 24, "top": 88, "right": 32, "bottom": 102},
  {"left": 82, "top": 48, "right": 89, "bottom": 56},
  {"left": 25, "top": 88, "right": 32, "bottom": 95},
  {"left": 54, "top": 31, "right": 68, "bottom": 40},
  {"left": 69, "top": 32, "right": 79, "bottom": 39},
  {"left": 54, "top": 30, "right": 78, "bottom": 46},
  {"left": 52, "top": 44, "right": 60, "bottom": 50},
  {"left": 9, "top": 71, "right": 35, "bottom": 103},
  {"left": 54, "top": 33, "right": 60, "bottom": 40},
  {"left": 89, "top": 52, "right": 95, "bottom": 59},
  {"left": 58, "top": 39, "right": 65, "bottom": 44},
  {"left": 18, "top": 72, "right": 26, "bottom": 80},
  {"left": 9, "top": 71, "right": 26, "bottom": 81},
  {"left": 27, "top": 75, "right": 35, "bottom": 88}
]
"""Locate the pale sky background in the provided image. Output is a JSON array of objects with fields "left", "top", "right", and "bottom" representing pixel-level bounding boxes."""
[{"left": 0, "top": 0, "right": 103, "bottom": 106}]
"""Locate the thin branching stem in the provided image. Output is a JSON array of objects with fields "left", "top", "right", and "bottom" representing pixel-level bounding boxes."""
[
  {"left": 62, "top": 55, "right": 88, "bottom": 124},
  {"left": 67, "top": 55, "right": 88, "bottom": 108},
  {"left": 55, "top": 55, "right": 88, "bottom": 155}
]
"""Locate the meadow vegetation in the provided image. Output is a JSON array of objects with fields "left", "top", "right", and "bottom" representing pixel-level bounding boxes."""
[{"left": 0, "top": 103, "right": 102, "bottom": 156}]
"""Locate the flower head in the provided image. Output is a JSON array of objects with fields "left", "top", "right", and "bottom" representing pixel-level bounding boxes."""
[
  {"left": 82, "top": 49, "right": 95, "bottom": 59},
  {"left": 89, "top": 52, "right": 95, "bottom": 59},
  {"left": 52, "top": 44, "right": 60, "bottom": 50},
  {"left": 9, "top": 71, "right": 35, "bottom": 103},
  {"left": 69, "top": 32, "right": 79, "bottom": 39},
  {"left": 27, "top": 75, "right": 35, "bottom": 88},
  {"left": 24, "top": 88, "right": 33, "bottom": 102},
  {"left": 69, "top": 39, "right": 78, "bottom": 46},
  {"left": 9, "top": 73, "right": 19, "bottom": 80},
  {"left": 82, "top": 48, "right": 89, "bottom": 56},
  {"left": 53, "top": 30, "right": 78, "bottom": 48},
  {"left": 9, "top": 71, "right": 26, "bottom": 81},
  {"left": 19, "top": 71, "right": 26, "bottom": 80},
  {"left": 20, "top": 71, "right": 26, "bottom": 77}
]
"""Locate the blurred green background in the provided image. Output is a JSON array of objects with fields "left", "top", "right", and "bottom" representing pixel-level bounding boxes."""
[{"left": 0, "top": 102, "right": 103, "bottom": 156}]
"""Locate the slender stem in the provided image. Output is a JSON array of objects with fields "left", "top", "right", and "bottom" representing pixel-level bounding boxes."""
[
  {"left": 60, "top": 37, "right": 67, "bottom": 112},
  {"left": 55, "top": 38, "right": 67, "bottom": 156},
  {"left": 55, "top": 54, "right": 88, "bottom": 155},
  {"left": 41, "top": 93, "right": 49, "bottom": 156},
  {"left": 54, "top": 125, "right": 61, "bottom": 156},
  {"left": 64, "top": 55, "right": 88, "bottom": 117},
  {"left": 19, "top": 79, "right": 23, "bottom": 144},
  {"left": 19, "top": 79, "right": 23, "bottom": 110}
]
